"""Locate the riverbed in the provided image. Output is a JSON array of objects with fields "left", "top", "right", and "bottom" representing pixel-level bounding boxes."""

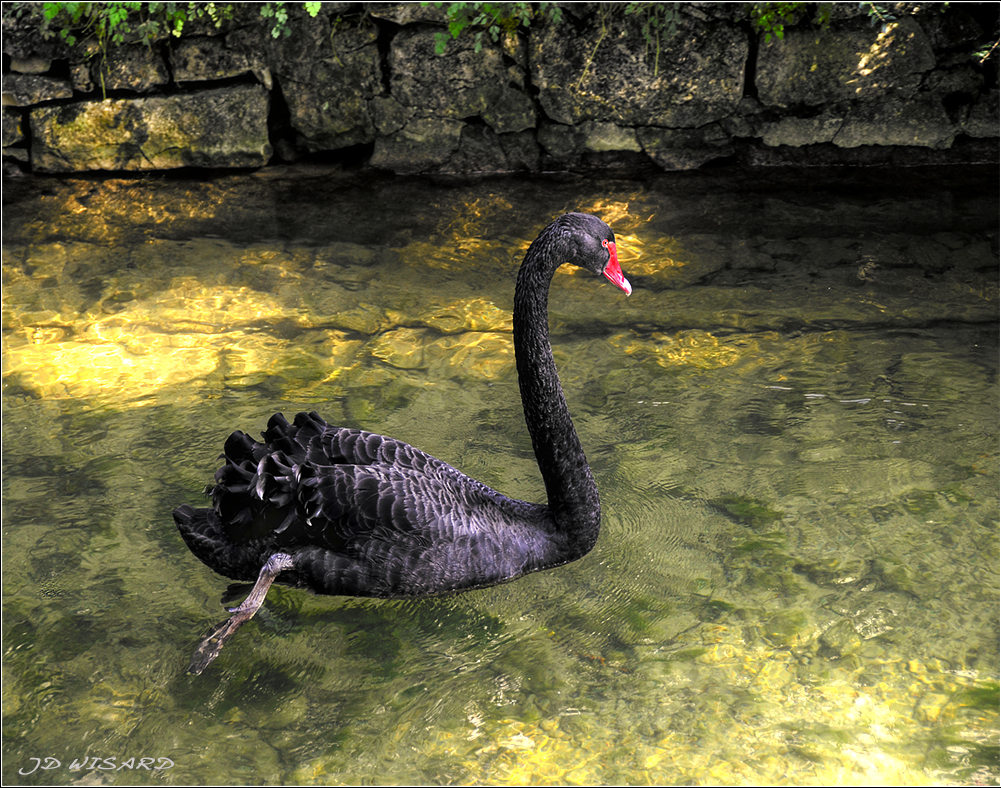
[{"left": 2, "top": 164, "right": 998, "bottom": 785}]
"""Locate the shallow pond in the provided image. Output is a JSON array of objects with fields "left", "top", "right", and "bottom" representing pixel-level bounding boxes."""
[{"left": 2, "top": 164, "right": 998, "bottom": 785}]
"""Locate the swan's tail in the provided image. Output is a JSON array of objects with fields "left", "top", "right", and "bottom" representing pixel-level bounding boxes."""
[
  {"left": 173, "top": 504, "right": 264, "bottom": 582},
  {"left": 174, "top": 412, "right": 331, "bottom": 580}
]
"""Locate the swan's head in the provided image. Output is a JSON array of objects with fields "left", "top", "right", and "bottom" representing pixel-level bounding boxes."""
[{"left": 561, "top": 213, "right": 632, "bottom": 296}]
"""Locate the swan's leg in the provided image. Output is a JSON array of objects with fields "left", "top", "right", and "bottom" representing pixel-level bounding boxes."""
[
  {"left": 188, "top": 553, "right": 295, "bottom": 675},
  {"left": 227, "top": 553, "right": 296, "bottom": 615}
]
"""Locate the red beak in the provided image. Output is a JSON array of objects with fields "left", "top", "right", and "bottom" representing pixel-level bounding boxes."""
[{"left": 602, "top": 242, "right": 632, "bottom": 296}]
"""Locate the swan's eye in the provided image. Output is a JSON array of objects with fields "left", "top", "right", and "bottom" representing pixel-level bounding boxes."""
[{"left": 601, "top": 239, "right": 609, "bottom": 249}]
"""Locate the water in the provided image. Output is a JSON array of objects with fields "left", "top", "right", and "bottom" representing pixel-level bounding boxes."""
[{"left": 2, "top": 165, "right": 998, "bottom": 785}]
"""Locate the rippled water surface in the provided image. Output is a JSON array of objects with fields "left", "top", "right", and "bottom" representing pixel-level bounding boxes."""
[{"left": 2, "top": 165, "right": 998, "bottom": 785}]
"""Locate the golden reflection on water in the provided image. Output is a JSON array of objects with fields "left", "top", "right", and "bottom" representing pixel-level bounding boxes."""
[
  {"left": 3, "top": 244, "right": 520, "bottom": 403},
  {"left": 420, "top": 298, "right": 512, "bottom": 334},
  {"left": 575, "top": 198, "right": 645, "bottom": 232},
  {"left": 401, "top": 194, "right": 522, "bottom": 271},
  {"left": 614, "top": 329, "right": 742, "bottom": 370},
  {"left": 398, "top": 238, "right": 515, "bottom": 272},
  {"left": 620, "top": 234, "right": 689, "bottom": 277},
  {"left": 4, "top": 339, "right": 217, "bottom": 401},
  {"left": 369, "top": 328, "right": 513, "bottom": 380},
  {"left": 433, "top": 332, "right": 513, "bottom": 380},
  {"left": 2, "top": 271, "right": 364, "bottom": 404},
  {"left": 16, "top": 179, "right": 230, "bottom": 246}
]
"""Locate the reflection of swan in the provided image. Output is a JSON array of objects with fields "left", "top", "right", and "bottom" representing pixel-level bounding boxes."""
[{"left": 174, "top": 213, "right": 632, "bottom": 673}]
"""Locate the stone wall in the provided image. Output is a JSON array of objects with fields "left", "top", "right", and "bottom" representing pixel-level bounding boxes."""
[{"left": 2, "top": 2, "right": 998, "bottom": 175}]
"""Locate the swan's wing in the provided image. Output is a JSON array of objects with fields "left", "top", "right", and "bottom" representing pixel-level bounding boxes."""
[
  {"left": 289, "top": 462, "right": 555, "bottom": 597},
  {"left": 212, "top": 411, "right": 471, "bottom": 537},
  {"left": 291, "top": 462, "right": 485, "bottom": 549},
  {"left": 260, "top": 411, "right": 450, "bottom": 477},
  {"left": 215, "top": 412, "right": 511, "bottom": 545},
  {"left": 269, "top": 412, "right": 509, "bottom": 549}
]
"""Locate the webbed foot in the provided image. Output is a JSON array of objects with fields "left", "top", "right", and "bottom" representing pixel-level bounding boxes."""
[{"left": 187, "top": 553, "right": 295, "bottom": 674}]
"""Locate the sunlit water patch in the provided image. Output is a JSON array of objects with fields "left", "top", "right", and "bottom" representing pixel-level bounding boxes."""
[{"left": 2, "top": 166, "right": 997, "bottom": 786}]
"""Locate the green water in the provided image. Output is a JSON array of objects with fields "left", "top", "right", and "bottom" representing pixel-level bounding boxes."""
[{"left": 2, "top": 165, "right": 998, "bottom": 785}]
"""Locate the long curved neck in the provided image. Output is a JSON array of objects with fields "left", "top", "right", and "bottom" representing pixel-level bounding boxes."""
[{"left": 513, "top": 231, "right": 601, "bottom": 557}]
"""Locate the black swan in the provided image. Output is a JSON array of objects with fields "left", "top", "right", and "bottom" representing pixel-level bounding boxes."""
[{"left": 174, "top": 212, "right": 631, "bottom": 673}]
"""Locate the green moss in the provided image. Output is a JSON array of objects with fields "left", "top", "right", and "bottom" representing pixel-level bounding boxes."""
[
  {"left": 763, "top": 609, "right": 814, "bottom": 647},
  {"left": 900, "top": 489, "right": 941, "bottom": 516},
  {"left": 716, "top": 496, "right": 785, "bottom": 527},
  {"left": 952, "top": 682, "right": 1000, "bottom": 711},
  {"left": 733, "top": 530, "right": 788, "bottom": 555},
  {"left": 666, "top": 646, "right": 708, "bottom": 661}
]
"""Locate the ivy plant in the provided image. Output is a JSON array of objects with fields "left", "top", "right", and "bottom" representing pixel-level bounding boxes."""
[
  {"left": 425, "top": 2, "right": 562, "bottom": 55},
  {"left": 25, "top": 2, "right": 323, "bottom": 50},
  {"left": 8, "top": 2, "right": 324, "bottom": 97},
  {"left": 748, "top": 2, "right": 809, "bottom": 42},
  {"left": 624, "top": 2, "right": 682, "bottom": 77}
]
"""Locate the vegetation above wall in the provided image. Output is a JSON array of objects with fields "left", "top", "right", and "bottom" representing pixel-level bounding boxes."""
[{"left": 22, "top": 2, "right": 998, "bottom": 58}]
